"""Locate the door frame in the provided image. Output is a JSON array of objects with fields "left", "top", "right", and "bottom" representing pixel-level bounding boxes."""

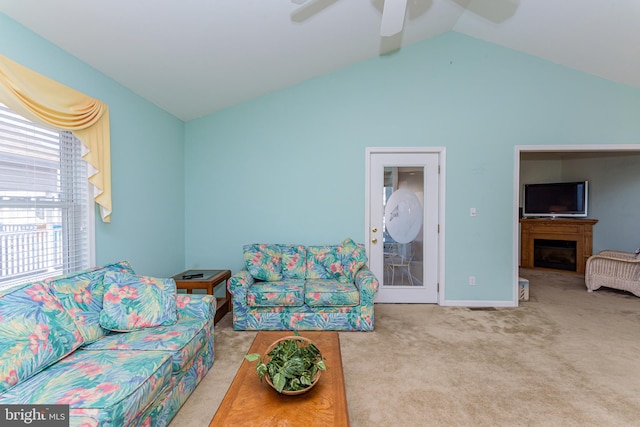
[{"left": 365, "top": 147, "right": 447, "bottom": 304}]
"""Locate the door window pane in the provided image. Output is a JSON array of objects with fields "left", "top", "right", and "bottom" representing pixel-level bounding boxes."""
[{"left": 383, "top": 167, "right": 424, "bottom": 286}]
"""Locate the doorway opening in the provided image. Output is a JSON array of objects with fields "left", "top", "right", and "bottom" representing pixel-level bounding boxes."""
[{"left": 514, "top": 144, "right": 640, "bottom": 302}]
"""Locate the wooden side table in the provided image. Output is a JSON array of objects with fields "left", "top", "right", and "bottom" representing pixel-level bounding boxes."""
[{"left": 172, "top": 269, "right": 232, "bottom": 324}]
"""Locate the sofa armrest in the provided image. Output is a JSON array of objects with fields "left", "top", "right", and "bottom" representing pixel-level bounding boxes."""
[
  {"left": 227, "top": 269, "right": 255, "bottom": 293},
  {"left": 592, "top": 250, "right": 640, "bottom": 261},
  {"left": 355, "top": 266, "right": 379, "bottom": 305},
  {"left": 177, "top": 294, "right": 216, "bottom": 321},
  {"left": 227, "top": 269, "right": 255, "bottom": 311}
]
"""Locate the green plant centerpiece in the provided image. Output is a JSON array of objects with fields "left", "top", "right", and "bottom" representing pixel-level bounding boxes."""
[{"left": 244, "top": 334, "right": 327, "bottom": 395}]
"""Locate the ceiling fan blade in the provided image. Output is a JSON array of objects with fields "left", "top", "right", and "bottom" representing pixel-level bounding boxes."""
[
  {"left": 450, "top": 0, "right": 519, "bottom": 24},
  {"left": 291, "top": 0, "right": 339, "bottom": 23},
  {"left": 380, "top": 0, "right": 408, "bottom": 37}
]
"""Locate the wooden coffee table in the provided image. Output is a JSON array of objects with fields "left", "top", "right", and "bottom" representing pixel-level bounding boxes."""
[{"left": 210, "top": 331, "right": 349, "bottom": 426}]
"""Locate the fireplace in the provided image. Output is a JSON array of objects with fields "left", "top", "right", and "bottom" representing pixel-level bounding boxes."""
[
  {"left": 534, "top": 239, "right": 577, "bottom": 271},
  {"left": 520, "top": 219, "right": 597, "bottom": 274}
]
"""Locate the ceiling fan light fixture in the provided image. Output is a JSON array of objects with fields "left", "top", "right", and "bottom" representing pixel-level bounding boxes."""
[{"left": 380, "top": 0, "right": 408, "bottom": 37}]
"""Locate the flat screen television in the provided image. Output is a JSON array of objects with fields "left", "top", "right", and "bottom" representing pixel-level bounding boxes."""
[{"left": 522, "top": 181, "right": 588, "bottom": 218}]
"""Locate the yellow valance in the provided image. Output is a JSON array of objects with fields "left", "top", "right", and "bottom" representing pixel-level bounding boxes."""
[{"left": 0, "top": 54, "right": 112, "bottom": 222}]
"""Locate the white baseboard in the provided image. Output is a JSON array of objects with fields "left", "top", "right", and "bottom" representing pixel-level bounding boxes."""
[{"left": 441, "top": 299, "right": 518, "bottom": 307}]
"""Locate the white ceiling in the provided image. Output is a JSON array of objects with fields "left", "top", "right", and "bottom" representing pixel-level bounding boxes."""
[{"left": 1, "top": 0, "right": 639, "bottom": 121}]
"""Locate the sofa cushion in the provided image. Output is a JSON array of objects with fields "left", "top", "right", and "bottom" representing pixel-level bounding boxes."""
[
  {"left": 305, "top": 279, "right": 360, "bottom": 307},
  {"left": 244, "top": 244, "right": 283, "bottom": 281},
  {"left": 0, "top": 349, "right": 172, "bottom": 427},
  {"left": 247, "top": 280, "right": 305, "bottom": 307},
  {"left": 0, "top": 282, "right": 85, "bottom": 394},
  {"left": 176, "top": 294, "right": 216, "bottom": 321},
  {"left": 319, "top": 248, "right": 345, "bottom": 281},
  {"left": 84, "top": 318, "right": 208, "bottom": 375},
  {"left": 100, "top": 272, "right": 178, "bottom": 332},
  {"left": 47, "top": 260, "right": 135, "bottom": 344},
  {"left": 280, "top": 244, "right": 307, "bottom": 279},
  {"left": 306, "top": 245, "right": 335, "bottom": 279}
]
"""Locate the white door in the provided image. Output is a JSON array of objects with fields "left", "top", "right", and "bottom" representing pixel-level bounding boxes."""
[{"left": 366, "top": 148, "right": 441, "bottom": 303}]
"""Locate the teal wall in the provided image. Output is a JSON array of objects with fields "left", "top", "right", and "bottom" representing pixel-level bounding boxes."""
[
  {"left": 0, "top": 14, "right": 186, "bottom": 278},
  {"left": 564, "top": 154, "right": 640, "bottom": 253},
  {"left": 5, "top": 12, "right": 639, "bottom": 303},
  {"left": 185, "top": 32, "right": 640, "bottom": 303}
]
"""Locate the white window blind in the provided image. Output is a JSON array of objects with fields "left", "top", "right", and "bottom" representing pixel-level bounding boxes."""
[{"left": 0, "top": 103, "right": 92, "bottom": 291}]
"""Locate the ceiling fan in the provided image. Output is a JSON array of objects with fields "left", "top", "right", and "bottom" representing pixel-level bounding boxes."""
[
  {"left": 291, "top": 0, "right": 519, "bottom": 37},
  {"left": 292, "top": 0, "right": 409, "bottom": 37}
]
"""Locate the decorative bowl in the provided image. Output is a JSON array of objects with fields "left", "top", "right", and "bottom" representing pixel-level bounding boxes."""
[{"left": 245, "top": 335, "right": 326, "bottom": 395}]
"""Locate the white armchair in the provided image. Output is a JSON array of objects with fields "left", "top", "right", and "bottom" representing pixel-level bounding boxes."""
[{"left": 585, "top": 250, "right": 640, "bottom": 297}]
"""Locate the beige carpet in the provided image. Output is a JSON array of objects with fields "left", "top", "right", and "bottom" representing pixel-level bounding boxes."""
[{"left": 170, "top": 269, "right": 640, "bottom": 426}]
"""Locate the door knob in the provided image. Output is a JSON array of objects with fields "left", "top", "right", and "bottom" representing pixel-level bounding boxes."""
[
  {"left": 372, "top": 227, "right": 378, "bottom": 233},
  {"left": 372, "top": 238, "right": 378, "bottom": 244}
]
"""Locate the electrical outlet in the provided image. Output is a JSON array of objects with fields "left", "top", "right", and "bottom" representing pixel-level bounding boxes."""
[
  {"left": 469, "top": 276, "right": 476, "bottom": 286},
  {"left": 470, "top": 208, "right": 477, "bottom": 217}
]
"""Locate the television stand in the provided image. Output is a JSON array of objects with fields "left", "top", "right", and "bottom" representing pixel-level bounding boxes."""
[{"left": 519, "top": 218, "right": 598, "bottom": 274}]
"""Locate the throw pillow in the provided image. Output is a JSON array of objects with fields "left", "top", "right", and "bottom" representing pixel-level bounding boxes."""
[
  {"left": 321, "top": 238, "right": 368, "bottom": 283},
  {"left": 243, "top": 244, "right": 283, "bottom": 281},
  {"left": 341, "top": 245, "right": 368, "bottom": 283},
  {"left": 635, "top": 248, "right": 640, "bottom": 259},
  {"left": 306, "top": 245, "right": 335, "bottom": 279},
  {"left": 99, "top": 271, "right": 177, "bottom": 332},
  {"left": 47, "top": 260, "right": 135, "bottom": 344}
]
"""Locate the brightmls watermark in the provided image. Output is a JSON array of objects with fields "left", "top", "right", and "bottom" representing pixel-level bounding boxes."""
[{"left": 0, "top": 405, "right": 69, "bottom": 426}]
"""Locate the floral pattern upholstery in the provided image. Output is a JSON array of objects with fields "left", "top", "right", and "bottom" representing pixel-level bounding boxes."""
[
  {"left": 246, "top": 280, "right": 305, "bottom": 307},
  {"left": 305, "top": 245, "right": 334, "bottom": 279},
  {"left": 339, "top": 240, "right": 369, "bottom": 282},
  {"left": 0, "top": 282, "right": 85, "bottom": 395},
  {"left": 0, "top": 349, "right": 172, "bottom": 426},
  {"left": 141, "top": 335, "right": 214, "bottom": 427},
  {"left": 100, "top": 272, "right": 177, "bottom": 331},
  {"left": 85, "top": 318, "right": 208, "bottom": 375},
  {"left": 305, "top": 279, "right": 360, "bottom": 307},
  {"left": 46, "top": 260, "right": 134, "bottom": 344},
  {"left": 229, "top": 242, "right": 379, "bottom": 331},
  {"left": 280, "top": 244, "right": 307, "bottom": 279},
  {"left": 243, "top": 244, "right": 283, "bottom": 281},
  {"left": 320, "top": 238, "right": 368, "bottom": 283},
  {"left": 0, "top": 264, "right": 216, "bottom": 427}
]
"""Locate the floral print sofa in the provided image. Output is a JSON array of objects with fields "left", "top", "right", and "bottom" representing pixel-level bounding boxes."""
[
  {"left": 0, "top": 261, "right": 216, "bottom": 427},
  {"left": 229, "top": 239, "right": 379, "bottom": 331}
]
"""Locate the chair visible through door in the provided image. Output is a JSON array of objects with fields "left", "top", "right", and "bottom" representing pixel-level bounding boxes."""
[{"left": 387, "top": 252, "right": 414, "bottom": 285}]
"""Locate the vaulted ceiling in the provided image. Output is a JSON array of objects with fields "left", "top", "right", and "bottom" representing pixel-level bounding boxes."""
[{"left": 1, "top": 0, "right": 639, "bottom": 121}]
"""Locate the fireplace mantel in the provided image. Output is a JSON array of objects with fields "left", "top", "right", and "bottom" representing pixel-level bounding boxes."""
[{"left": 520, "top": 218, "right": 598, "bottom": 274}]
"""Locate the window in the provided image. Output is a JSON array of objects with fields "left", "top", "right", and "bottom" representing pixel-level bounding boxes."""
[{"left": 0, "top": 103, "right": 93, "bottom": 291}]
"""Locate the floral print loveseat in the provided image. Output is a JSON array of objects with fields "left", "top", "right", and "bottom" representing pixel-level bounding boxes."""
[
  {"left": 0, "top": 261, "right": 216, "bottom": 427},
  {"left": 229, "top": 239, "right": 379, "bottom": 331}
]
